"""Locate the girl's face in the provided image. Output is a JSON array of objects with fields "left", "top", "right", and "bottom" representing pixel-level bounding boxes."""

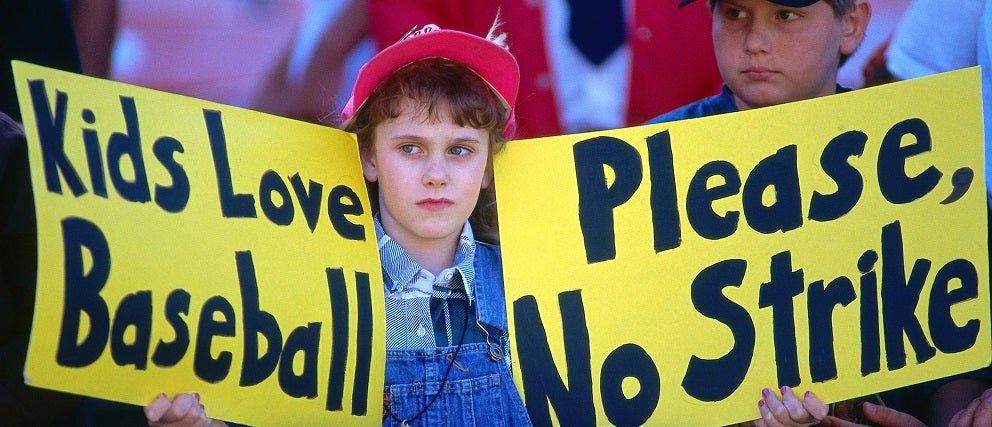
[
  {"left": 712, "top": 0, "right": 866, "bottom": 110},
  {"left": 362, "top": 97, "right": 491, "bottom": 252}
]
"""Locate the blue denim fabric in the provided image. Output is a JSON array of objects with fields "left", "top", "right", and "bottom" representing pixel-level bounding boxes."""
[
  {"left": 382, "top": 243, "right": 531, "bottom": 426},
  {"left": 644, "top": 84, "right": 852, "bottom": 125},
  {"left": 644, "top": 84, "right": 739, "bottom": 125}
]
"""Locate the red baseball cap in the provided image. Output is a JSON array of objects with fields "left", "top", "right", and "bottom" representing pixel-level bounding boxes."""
[{"left": 341, "top": 24, "right": 520, "bottom": 137}]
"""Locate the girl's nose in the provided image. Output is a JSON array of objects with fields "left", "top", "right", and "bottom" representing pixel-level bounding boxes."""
[{"left": 422, "top": 155, "right": 448, "bottom": 187}]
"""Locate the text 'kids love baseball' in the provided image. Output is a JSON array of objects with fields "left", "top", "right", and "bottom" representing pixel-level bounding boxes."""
[{"left": 14, "top": 61, "right": 385, "bottom": 427}]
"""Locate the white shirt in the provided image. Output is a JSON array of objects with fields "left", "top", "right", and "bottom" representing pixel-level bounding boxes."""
[
  {"left": 885, "top": 0, "right": 984, "bottom": 79},
  {"left": 544, "top": 0, "right": 632, "bottom": 134}
]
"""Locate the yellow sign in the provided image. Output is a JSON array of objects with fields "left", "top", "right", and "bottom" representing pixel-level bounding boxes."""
[
  {"left": 494, "top": 68, "right": 990, "bottom": 426},
  {"left": 14, "top": 61, "right": 385, "bottom": 426}
]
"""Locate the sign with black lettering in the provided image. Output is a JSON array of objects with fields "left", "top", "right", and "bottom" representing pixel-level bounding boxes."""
[
  {"left": 494, "top": 68, "right": 990, "bottom": 426},
  {"left": 14, "top": 61, "right": 384, "bottom": 426}
]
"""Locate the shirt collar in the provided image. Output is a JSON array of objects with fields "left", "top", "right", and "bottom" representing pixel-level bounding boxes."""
[{"left": 374, "top": 215, "right": 477, "bottom": 302}]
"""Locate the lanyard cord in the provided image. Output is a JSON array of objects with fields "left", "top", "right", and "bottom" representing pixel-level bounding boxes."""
[{"left": 388, "top": 304, "right": 471, "bottom": 427}]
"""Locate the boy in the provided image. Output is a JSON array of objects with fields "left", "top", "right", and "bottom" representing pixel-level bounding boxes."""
[
  {"left": 144, "top": 22, "right": 532, "bottom": 427},
  {"left": 644, "top": 1, "right": 870, "bottom": 426},
  {"left": 646, "top": 0, "right": 871, "bottom": 124},
  {"left": 692, "top": 3, "right": 992, "bottom": 426}
]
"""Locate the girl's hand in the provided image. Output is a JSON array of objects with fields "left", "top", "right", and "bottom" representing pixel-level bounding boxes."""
[
  {"left": 754, "top": 386, "right": 828, "bottom": 427},
  {"left": 145, "top": 392, "right": 223, "bottom": 427}
]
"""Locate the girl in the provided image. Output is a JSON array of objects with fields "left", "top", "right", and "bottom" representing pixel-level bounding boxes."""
[{"left": 145, "top": 22, "right": 531, "bottom": 427}]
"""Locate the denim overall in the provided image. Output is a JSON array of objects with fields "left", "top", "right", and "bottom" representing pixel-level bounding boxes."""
[{"left": 382, "top": 243, "right": 532, "bottom": 427}]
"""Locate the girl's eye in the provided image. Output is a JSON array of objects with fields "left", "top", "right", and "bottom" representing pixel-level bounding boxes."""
[
  {"left": 449, "top": 146, "right": 470, "bottom": 156},
  {"left": 400, "top": 144, "right": 419, "bottom": 154}
]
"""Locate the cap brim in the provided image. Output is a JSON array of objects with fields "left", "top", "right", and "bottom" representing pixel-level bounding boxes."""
[
  {"left": 679, "top": 0, "right": 819, "bottom": 6},
  {"left": 769, "top": 0, "right": 818, "bottom": 6},
  {"left": 343, "top": 29, "right": 519, "bottom": 135}
]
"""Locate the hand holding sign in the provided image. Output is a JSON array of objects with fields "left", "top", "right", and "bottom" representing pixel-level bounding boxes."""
[
  {"left": 753, "top": 387, "right": 829, "bottom": 427},
  {"left": 145, "top": 393, "right": 216, "bottom": 427}
]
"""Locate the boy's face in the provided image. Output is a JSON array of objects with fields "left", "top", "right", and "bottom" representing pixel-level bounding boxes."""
[
  {"left": 711, "top": 0, "right": 868, "bottom": 110},
  {"left": 362, "top": 97, "right": 491, "bottom": 252}
]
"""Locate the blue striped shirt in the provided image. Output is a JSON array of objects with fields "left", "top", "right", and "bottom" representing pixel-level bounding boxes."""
[{"left": 375, "top": 216, "right": 485, "bottom": 349}]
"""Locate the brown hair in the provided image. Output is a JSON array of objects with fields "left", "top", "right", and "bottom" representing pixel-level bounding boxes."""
[{"left": 342, "top": 57, "right": 510, "bottom": 244}]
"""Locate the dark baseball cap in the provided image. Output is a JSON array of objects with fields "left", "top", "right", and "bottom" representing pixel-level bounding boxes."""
[{"left": 678, "top": 0, "right": 819, "bottom": 6}]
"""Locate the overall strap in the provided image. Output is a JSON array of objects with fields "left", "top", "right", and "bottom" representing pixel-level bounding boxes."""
[{"left": 471, "top": 242, "right": 509, "bottom": 333}]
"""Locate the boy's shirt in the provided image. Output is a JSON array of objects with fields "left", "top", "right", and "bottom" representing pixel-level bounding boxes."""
[
  {"left": 375, "top": 216, "right": 486, "bottom": 350},
  {"left": 645, "top": 84, "right": 852, "bottom": 125}
]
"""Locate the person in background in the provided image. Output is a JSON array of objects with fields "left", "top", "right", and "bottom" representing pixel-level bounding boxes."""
[
  {"left": 640, "top": 0, "right": 871, "bottom": 425},
  {"left": 861, "top": 0, "right": 991, "bottom": 196},
  {"left": 0, "top": 0, "right": 82, "bottom": 122},
  {"left": 0, "top": 113, "right": 86, "bottom": 427},
  {"left": 645, "top": 0, "right": 870, "bottom": 125},
  {"left": 69, "top": 0, "right": 119, "bottom": 78},
  {"left": 250, "top": 0, "right": 374, "bottom": 124},
  {"left": 108, "top": 1, "right": 307, "bottom": 108},
  {"left": 1, "top": 1, "right": 119, "bottom": 424},
  {"left": 368, "top": 0, "right": 723, "bottom": 139},
  {"left": 850, "top": 2, "right": 992, "bottom": 426},
  {"left": 649, "top": 1, "right": 992, "bottom": 426}
]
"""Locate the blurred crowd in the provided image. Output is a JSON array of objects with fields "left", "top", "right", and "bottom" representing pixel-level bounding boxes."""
[
  {"left": 9, "top": 0, "right": 909, "bottom": 134},
  {"left": 5, "top": 0, "right": 992, "bottom": 426}
]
